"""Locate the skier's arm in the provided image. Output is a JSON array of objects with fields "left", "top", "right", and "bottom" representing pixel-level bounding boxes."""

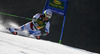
[
  {"left": 42, "top": 22, "right": 50, "bottom": 36},
  {"left": 45, "top": 22, "right": 50, "bottom": 33}
]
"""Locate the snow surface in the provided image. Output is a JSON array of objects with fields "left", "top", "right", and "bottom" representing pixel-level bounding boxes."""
[{"left": 0, "top": 32, "right": 98, "bottom": 54}]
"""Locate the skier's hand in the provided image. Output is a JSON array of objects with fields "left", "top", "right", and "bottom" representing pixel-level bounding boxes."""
[
  {"left": 41, "top": 32, "right": 48, "bottom": 36},
  {"left": 32, "top": 18, "right": 37, "bottom": 22}
]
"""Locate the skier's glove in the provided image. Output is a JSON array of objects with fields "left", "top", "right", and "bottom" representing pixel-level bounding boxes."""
[
  {"left": 32, "top": 18, "right": 37, "bottom": 22},
  {"left": 41, "top": 32, "right": 48, "bottom": 36}
]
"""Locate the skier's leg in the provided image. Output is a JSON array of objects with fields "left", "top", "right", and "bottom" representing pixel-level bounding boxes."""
[
  {"left": 30, "top": 30, "right": 41, "bottom": 39},
  {"left": 8, "top": 24, "right": 27, "bottom": 35},
  {"left": 7, "top": 27, "right": 19, "bottom": 35}
]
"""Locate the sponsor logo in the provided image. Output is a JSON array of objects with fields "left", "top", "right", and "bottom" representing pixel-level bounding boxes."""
[
  {"left": 49, "top": 0, "right": 64, "bottom": 10},
  {"left": 53, "top": 0, "right": 61, "bottom": 5}
]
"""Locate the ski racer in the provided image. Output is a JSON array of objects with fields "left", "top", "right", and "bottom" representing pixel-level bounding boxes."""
[{"left": 8, "top": 9, "right": 52, "bottom": 39}]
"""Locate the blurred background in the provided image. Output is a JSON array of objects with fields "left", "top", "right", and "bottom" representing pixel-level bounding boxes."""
[{"left": 0, "top": 0, "right": 100, "bottom": 53}]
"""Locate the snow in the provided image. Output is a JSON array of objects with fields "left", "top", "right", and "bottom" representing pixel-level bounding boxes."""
[{"left": 0, "top": 32, "right": 98, "bottom": 54}]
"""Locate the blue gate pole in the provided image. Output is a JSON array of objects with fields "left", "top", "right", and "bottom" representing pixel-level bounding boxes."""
[
  {"left": 59, "top": 0, "right": 69, "bottom": 44},
  {"left": 59, "top": 16, "right": 66, "bottom": 44}
]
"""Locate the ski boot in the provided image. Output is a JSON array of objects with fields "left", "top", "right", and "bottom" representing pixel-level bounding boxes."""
[{"left": 35, "top": 36, "right": 41, "bottom": 39}]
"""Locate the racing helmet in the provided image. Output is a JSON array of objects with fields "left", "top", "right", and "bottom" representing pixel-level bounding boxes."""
[{"left": 44, "top": 9, "right": 52, "bottom": 19}]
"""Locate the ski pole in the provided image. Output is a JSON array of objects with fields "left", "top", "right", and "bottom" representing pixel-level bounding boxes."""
[{"left": 0, "top": 12, "right": 32, "bottom": 20}]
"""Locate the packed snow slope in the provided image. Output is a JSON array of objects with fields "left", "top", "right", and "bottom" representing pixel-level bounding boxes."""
[{"left": 0, "top": 32, "right": 98, "bottom": 54}]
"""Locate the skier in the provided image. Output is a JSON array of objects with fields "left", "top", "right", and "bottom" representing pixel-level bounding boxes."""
[{"left": 8, "top": 9, "right": 52, "bottom": 39}]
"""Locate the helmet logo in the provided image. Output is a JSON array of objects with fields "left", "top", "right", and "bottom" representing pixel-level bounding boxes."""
[{"left": 47, "top": 12, "right": 52, "bottom": 15}]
